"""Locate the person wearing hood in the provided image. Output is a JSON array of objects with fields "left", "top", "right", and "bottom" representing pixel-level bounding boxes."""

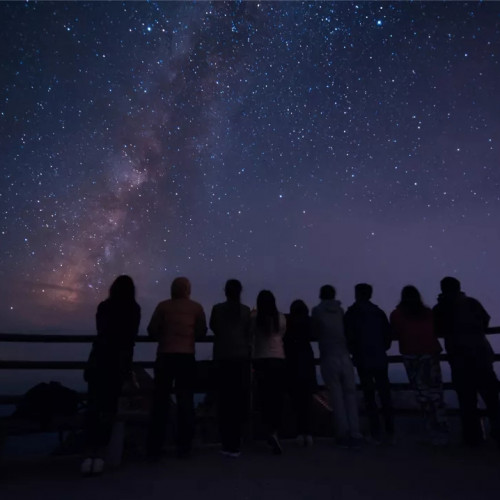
[
  {"left": 312, "top": 285, "right": 362, "bottom": 448},
  {"left": 146, "top": 277, "right": 207, "bottom": 459},
  {"left": 433, "top": 277, "right": 500, "bottom": 447},
  {"left": 390, "top": 285, "right": 448, "bottom": 445},
  {"left": 344, "top": 283, "right": 394, "bottom": 444}
]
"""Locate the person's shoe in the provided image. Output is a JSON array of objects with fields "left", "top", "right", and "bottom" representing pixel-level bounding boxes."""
[
  {"left": 220, "top": 448, "right": 241, "bottom": 458},
  {"left": 80, "top": 457, "right": 93, "bottom": 476},
  {"left": 92, "top": 458, "right": 104, "bottom": 475},
  {"left": 267, "top": 433, "right": 282, "bottom": 455}
]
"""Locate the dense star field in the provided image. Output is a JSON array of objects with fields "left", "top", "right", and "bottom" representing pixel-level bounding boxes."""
[{"left": 1, "top": 1, "right": 499, "bottom": 332}]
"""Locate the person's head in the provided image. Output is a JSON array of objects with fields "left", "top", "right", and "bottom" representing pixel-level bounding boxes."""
[
  {"left": 400, "top": 285, "right": 422, "bottom": 304},
  {"left": 225, "top": 279, "right": 242, "bottom": 302},
  {"left": 171, "top": 277, "right": 191, "bottom": 299},
  {"left": 398, "top": 285, "right": 426, "bottom": 316},
  {"left": 319, "top": 285, "right": 336, "bottom": 301},
  {"left": 109, "top": 275, "right": 136, "bottom": 302},
  {"left": 289, "top": 299, "right": 309, "bottom": 317},
  {"left": 256, "top": 290, "right": 279, "bottom": 334},
  {"left": 256, "top": 290, "right": 277, "bottom": 314},
  {"left": 355, "top": 283, "right": 372, "bottom": 301},
  {"left": 440, "top": 276, "right": 461, "bottom": 296}
]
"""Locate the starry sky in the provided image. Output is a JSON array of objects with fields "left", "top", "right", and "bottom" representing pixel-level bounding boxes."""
[{"left": 1, "top": 1, "right": 499, "bottom": 333}]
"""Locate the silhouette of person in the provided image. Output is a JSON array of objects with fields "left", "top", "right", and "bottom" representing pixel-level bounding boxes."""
[
  {"left": 209, "top": 279, "right": 251, "bottom": 457},
  {"left": 390, "top": 285, "right": 448, "bottom": 445},
  {"left": 146, "top": 277, "right": 207, "bottom": 459},
  {"left": 284, "top": 299, "right": 317, "bottom": 446},
  {"left": 433, "top": 277, "right": 500, "bottom": 447},
  {"left": 82, "top": 275, "right": 141, "bottom": 476},
  {"left": 251, "top": 290, "right": 287, "bottom": 455},
  {"left": 344, "top": 283, "right": 394, "bottom": 443},
  {"left": 312, "top": 285, "right": 362, "bottom": 448}
]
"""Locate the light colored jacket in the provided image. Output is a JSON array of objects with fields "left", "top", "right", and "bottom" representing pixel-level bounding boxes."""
[
  {"left": 251, "top": 312, "right": 286, "bottom": 359},
  {"left": 312, "top": 299, "right": 349, "bottom": 359}
]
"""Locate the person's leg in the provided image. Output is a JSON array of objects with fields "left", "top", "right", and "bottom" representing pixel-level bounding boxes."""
[
  {"left": 84, "top": 380, "right": 102, "bottom": 455},
  {"left": 146, "top": 354, "right": 173, "bottom": 457},
  {"left": 175, "top": 354, "right": 196, "bottom": 456},
  {"left": 476, "top": 361, "right": 500, "bottom": 445},
  {"left": 322, "top": 357, "right": 349, "bottom": 441},
  {"left": 358, "top": 367, "right": 380, "bottom": 439},
  {"left": 218, "top": 359, "right": 249, "bottom": 453},
  {"left": 425, "top": 355, "right": 448, "bottom": 434},
  {"left": 451, "top": 358, "right": 482, "bottom": 445},
  {"left": 231, "top": 359, "right": 251, "bottom": 451},
  {"left": 266, "top": 359, "right": 286, "bottom": 435},
  {"left": 340, "top": 356, "right": 361, "bottom": 439},
  {"left": 216, "top": 360, "right": 232, "bottom": 451},
  {"left": 374, "top": 365, "right": 394, "bottom": 436},
  {"left": 95, "top": 373, "right": 122, "bottom": 453}
]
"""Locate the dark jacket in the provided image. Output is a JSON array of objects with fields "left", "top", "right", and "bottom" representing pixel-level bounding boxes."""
[
  {"left": 284, "top": 314, "right": 317, "bottom": 390},
  {"left": 344, "top": 301, "right": 391, "bottom": 370},
  {"left": 210, "top": 301, "right": 251, "bottom": 360},
  {"left": 432, "top": 292, "right": 492, "bottom": 361},
  {"left": 86, "top": 298, "right": 141, "bottom": 381}
]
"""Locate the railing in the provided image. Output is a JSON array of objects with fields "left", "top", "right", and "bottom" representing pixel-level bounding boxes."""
[{"left": 1, "top": 328, "right": 499, "bottom": 406}]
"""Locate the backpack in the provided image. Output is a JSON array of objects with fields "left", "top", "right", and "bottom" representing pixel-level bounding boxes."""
[{"left": 13, "top": 381, "right": 80, "bottom": 428}]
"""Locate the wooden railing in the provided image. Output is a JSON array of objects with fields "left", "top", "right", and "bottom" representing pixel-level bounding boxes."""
[{"left": 1, "top": 328, "right": 499, "bottom": 406}]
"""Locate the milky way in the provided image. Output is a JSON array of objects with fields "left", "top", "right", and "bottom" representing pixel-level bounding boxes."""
[{"left": 1, "top": 1, "right": 499, "bottom": 332}]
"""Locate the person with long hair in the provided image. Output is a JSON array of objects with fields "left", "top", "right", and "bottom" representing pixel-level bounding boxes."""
[
  {"left": 251, "top": 290, "right": 287, "bottom": 454},
  {"left": 284, "top": 299, "right": 316, "bottom": 446},
  {"left": 146, "top": 277, "right": 207, "bottom": 460},
  {"left": 209, "top": 279, "right": 251, "bottom": 457},
  {"left": 81, "top": 275, "right": 141, "bottom": 476},
  {"left": 390, "top": 285, "right": 448, "bottom": 445}
]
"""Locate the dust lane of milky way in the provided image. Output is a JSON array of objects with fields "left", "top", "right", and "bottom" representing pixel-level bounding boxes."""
[{"left": 1, "top": 2, "right": 499, "bottom": 331}]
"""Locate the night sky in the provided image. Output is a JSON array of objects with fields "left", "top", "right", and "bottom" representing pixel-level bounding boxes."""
[{"left": 1, "top": 1, "right": 499, "bottom": 333}]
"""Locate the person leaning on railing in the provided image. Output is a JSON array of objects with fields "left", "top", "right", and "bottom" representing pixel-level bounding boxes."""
[
  {"left": 146, "top": 277, "right": 207, "bottom": 460},
  {"left": 209, "top": 279, "right": 251, "bottom": 458},
  {"left": 390, "top": 285, "right": 448, "bottom": 446},
  {"left": 81, "top": 275, "right": 141, "bottom": 476},
  {"left": 433, "top": 277, "right": 500, "bottom": 448}
]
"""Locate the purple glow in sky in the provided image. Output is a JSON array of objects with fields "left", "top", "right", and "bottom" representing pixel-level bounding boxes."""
[{"left": 1, "top": 2, "right": 499, "bottom": 332}]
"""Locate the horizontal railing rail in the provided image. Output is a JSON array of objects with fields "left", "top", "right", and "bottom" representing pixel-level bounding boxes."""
[
  {"left": 1, "top": 327, "right": 499, "bottom": 343},
  {"left": 1, "top": 329, "right": 499, "bottom": 406}
]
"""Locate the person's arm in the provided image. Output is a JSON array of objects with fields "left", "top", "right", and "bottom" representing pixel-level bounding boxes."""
[
  {"left": 389, "top": 311, "right": 399, "bottom": 341},
  {"left": 147, "top": 304, "right": 162, "bottom": 340},
  {"left": 209, "top": 306, "right": 217, "bottom": 335},
  {"left": 469, "top": 298, "right": 491, "bottom": 332},
  {"left": 343, "top": 308, "right": 355, "bottom": 352},
  {"left": 195, "top": 307, "right": 208, "bottom": 340},
  {"left": 381, "top": 310, "right": 392, "bottom": 351},
  {"left": 310, "top": 308, "right": 320, "bottom": 341},
  {"left": 432, "top": 305, "right": 445, "bottom": 338}
]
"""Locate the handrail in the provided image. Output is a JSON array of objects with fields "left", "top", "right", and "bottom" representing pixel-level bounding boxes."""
[
  {"left": 1, "top": 329, "right": 499, "bottom": 407},
  {"left": 1, "top": 327, "right": 499, "bottom": 343},
  {"left": 1, "top": 355, "right": 500, "bottom": 370}
]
